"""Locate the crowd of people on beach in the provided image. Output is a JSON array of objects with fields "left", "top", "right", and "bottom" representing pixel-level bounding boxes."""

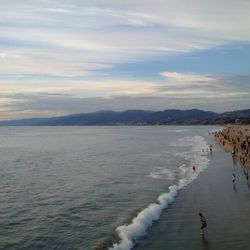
[
  {"left": 213, "top": 126, "right": 250, "bottom": 167},
  {"left": 213, "top": 126, "right": 250, "bottom": 190}
]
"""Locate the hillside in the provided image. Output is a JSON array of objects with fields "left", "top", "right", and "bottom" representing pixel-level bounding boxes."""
[{"left": 0, "top": 109, "right": 249, "bottom": 126}]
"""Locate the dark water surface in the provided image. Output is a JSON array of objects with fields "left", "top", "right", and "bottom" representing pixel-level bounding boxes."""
[{"left": 1, "top": 126, "right": 249, "bottom": 250}]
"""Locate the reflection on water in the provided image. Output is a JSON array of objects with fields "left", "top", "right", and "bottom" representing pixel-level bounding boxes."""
[
  {"left": 233, "top": 183, "right": 237, "bottom": 193},
  {"left": 201, "top": 237, "right": 210, "bottom": 250}
]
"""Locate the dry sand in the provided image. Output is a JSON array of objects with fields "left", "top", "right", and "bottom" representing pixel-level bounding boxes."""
[{"left": 214, "top": 125, "right": 250, "bottom": 167}]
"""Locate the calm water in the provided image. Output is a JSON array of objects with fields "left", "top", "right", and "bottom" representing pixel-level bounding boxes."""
[{"left": 2, "top": 126, "right": 249, "bottom": 250}]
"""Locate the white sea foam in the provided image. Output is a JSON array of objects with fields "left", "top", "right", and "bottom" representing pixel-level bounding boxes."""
[
  {"left": 169, "top": 135, "right": 201, "bottom": 147},
  {"left": 109, "top": 135, "right": 210, "bottom": 250},
  {"left": 148, "top": 168, "right": 175, "bottom": 180},
  {"left": 173, "top": 129, "right": 189, "bottom": 133}
]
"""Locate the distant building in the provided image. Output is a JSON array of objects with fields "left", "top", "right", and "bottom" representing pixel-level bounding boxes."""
[{"left": 235, "top": 119, "right": 240, "bottom": 125}]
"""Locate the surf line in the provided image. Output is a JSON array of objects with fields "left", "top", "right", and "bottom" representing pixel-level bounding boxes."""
[{"left": 110, "top": 138, "right": 210, "bottom": 250}]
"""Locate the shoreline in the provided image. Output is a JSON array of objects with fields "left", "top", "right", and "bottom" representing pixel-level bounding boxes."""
[
  {"left": 213, "top": 125, "right": 250, "bottom": 167},
  {"left": 135, "top": 126, "right": 250, "bottom": 250}
]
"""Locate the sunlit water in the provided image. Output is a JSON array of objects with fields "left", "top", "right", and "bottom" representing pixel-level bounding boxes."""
[{"left": 1, "top": 126, "right": 239, "bottom": 250}]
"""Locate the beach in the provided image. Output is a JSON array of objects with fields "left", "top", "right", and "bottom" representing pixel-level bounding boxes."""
[{"left": 214, "top": 125, "right": 250, "bottom": 168}]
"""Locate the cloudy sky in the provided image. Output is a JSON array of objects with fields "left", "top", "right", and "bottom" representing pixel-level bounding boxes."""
[{"left": 0, "top": 0, "right": 250, "bottom": 120}]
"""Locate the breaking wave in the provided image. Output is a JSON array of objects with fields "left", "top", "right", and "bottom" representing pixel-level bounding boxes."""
[{"left": 109, "top": 135, "right": 210, "bottom": 250}]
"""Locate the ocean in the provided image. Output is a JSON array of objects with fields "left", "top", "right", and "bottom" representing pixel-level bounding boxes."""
[{"left": 3, "top": 125, "right": 247, "bottom": 250}]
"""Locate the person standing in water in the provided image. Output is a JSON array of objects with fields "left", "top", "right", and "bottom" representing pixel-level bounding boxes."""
[
  {"left": 198, "top": 212, "right": 207, "bottom": 236},
  {"left": 232, "top": 173, "right": 237, "bottom": 192},
  {"left": 232, "top": 173, "right": 236, "bottom": 184}
]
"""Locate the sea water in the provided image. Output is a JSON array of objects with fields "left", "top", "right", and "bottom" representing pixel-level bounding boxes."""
[{"left": 0, "top": 126, "right": 214, "bottom": 250}]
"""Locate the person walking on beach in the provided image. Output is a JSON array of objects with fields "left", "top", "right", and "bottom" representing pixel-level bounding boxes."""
[{"left": 198, "top": 212, "right": 207, "bottom": 236}]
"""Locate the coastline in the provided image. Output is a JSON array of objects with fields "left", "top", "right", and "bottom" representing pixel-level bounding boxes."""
[
  {"left": 214, "top": 125, "right": 250, "bottom": 167},
  {"left": 134, "top": 127, "right": 250, "bottom": 250},
  {"left": 2, "top": 125, "right": 250, "bottom": 250}
]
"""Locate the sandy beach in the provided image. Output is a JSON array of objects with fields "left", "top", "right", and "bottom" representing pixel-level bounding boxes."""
[{"left": 214, "top": 125, "right": 250, "bottom": 168}]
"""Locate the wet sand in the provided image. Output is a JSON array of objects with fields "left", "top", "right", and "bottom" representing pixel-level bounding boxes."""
[
  {"left": 214, "top": 125, "right": 250, "bottom": 167},
  {"left": 135, "top": 131, "right": 250, "bottom": 250}
]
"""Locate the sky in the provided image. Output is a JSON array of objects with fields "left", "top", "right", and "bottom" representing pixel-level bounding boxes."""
[{"left": 0, "top": 0, "right": 250, "bottom": 120}]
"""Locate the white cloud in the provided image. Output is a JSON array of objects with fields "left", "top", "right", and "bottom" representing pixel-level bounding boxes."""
[
  {"left": 157, "top": 71, "right": 248, "bottom": 99},
  {"left": 0, "top": 50, "right": 110, "bottom": 77},
  {"left": 0, "top": 71, "right": 248, "bottom": 104},
  {"left": 0, "top": 0, "right": 250, "bottom": 119},
  {"left": 2, "top": 0, "right": 249, "bottom": 74},
  {"left": 160, "top": 72, "right": 215, "bottom": 83},
  {"left": 1, "top": 1, "right": 248, "bottom": 80}
]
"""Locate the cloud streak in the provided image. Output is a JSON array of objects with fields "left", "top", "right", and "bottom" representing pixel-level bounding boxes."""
[
  {"left": 0, "top": 0, "right": 250, "bottom": 119},
  {"left": 0, "top": 71, "right": 249, "bottom": 120}
]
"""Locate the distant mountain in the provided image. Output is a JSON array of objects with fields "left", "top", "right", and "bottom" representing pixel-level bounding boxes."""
[
  {"left": 146, "top": 109, "right": 217, "bottom": 124},
  {"left": 220, "top": 109, "right": 250, "bottom": 117},
  {"left": 0, "top": 109, "right": 249, "bottom": 126}
]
